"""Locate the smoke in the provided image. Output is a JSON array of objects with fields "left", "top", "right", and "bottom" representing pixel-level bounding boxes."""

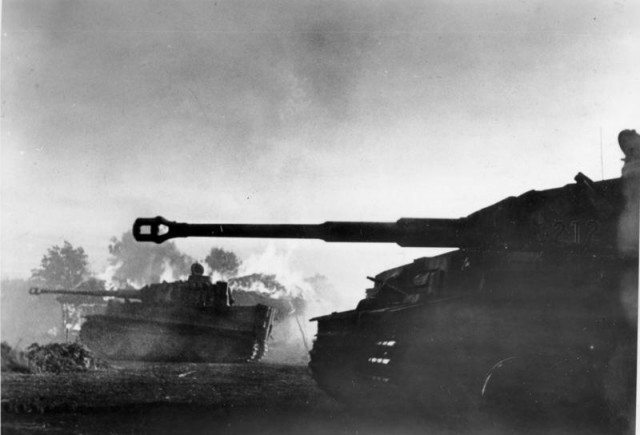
[
  {"left": 0, "top": 279, "right": 63, "bottom": 347},
  {"left": 227, "top": 244, "right": 349, "bottom": 364},
  {"left": 107, "top": 231, "right": 193, "bottom": 288},
  {"left": 60, "top": 304, "right": 87, "bottom": 332},
  {"left": 238, "top": 245, "right": 312, "bottom": 298},
  {"left": 230, "top": 274, "right": 299, "bottom": 304},
  {"left": 236, "top": 244, "right": 352, "bottom": 317},
  {"left": 95, "top": 262, "right": 121, "bottom": 290},
  {"left": 159, "top": 258, "right": 187, "bottom": 284}
]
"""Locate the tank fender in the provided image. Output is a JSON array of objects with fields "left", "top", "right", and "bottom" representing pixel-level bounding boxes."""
[
  {"left": 480, "top": 355, "right": 605, "bottom": 423},
  {"left": 480, "top": 356, "right": 552, "bottom": 421},
  {"left": 481, "top": 357, "right": 518, "bottom": 397}
]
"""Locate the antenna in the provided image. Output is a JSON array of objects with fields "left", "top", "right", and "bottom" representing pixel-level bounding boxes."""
[{"left": 600, "top": 127, "right": 604, "bottom": 181}]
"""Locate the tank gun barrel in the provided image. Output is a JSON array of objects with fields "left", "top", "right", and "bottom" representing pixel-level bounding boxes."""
[
  {"left": 29, "top": 287, "right": 142, "bottom": 299},
  {"left": 133, "top": 216, "right": 466, "bottom": 247}
]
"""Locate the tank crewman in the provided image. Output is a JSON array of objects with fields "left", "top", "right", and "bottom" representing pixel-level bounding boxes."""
[
  {"left": 619, "top": 129, "right": 640, "bottom": 177},
  {"left": 186, "top": 262, "right": 235, "bottom": 309},
  {"left": 188, "top": 262, "right": 209, "bottom": 283},
  {"left": 618, "top": 129, "right": 640, "bottom": 255},
  {"left": 187, "top": 262, "right": 210, "bottom": 306}
]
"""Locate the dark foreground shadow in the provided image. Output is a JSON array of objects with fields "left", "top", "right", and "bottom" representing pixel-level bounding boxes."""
[{"left": 2, "top": 402, "right": 630, "bottom": 435}]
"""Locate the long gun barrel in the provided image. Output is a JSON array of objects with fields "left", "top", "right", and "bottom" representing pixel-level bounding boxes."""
[
  {"left": 133, "top": 173, "right": 626, "bottom": 253},
  {"left": 133, "top": 216, "right": 466, "bottom": 247},
  {"left": 29, "top": 287, "right": 142, "bottom": 299}
]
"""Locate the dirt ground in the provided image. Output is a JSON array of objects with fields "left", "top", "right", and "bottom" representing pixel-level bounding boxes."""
[
  {"left": 1, "top": 362, "right": 630, "bottom": 435},
  {"left": 1, "top": 362, "right": 435, "bottom": 435}
]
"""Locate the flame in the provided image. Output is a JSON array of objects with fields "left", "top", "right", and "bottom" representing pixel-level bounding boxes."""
[
  {"left": 159, "top": 259, "right": 174, "bottom": 283},
  {"left": 95, "top": 261, "right": 122, "bottom": 290},
  {"left": 96, "top": 260, "right": 146, "bottom": 290},
  {"left": 230, "top": 274, "right": 298, "bottom": 299},
  {"left": 237, "top": 244, "right": 315, "bottom": 300},
  {"left": 203, "top": 265, "right": 227, "bottom": 283}
]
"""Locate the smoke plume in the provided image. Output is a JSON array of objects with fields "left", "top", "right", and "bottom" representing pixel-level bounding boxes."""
[
  {"left": 107, "top": 231, "right": 193, "bottom": 288},
  {"left": 226, "top": 244, "right": 347, "bottom": 364}
]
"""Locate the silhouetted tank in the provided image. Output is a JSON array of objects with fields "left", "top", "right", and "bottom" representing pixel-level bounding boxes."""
[
  {"left": 132, "top": 131, "right": 639, "bottom": 427},
  {"left": 29, "top": 265, "right": 276, "bottom": 362}
]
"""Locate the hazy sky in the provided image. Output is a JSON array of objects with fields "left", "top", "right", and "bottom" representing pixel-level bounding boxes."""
[{"left": 2, "top": 0, "right": 639, "bottom": 303}]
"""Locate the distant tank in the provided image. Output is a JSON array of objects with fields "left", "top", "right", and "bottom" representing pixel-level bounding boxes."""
[
  {"left": 29, "top": 264, "right": 276, "bottom": 362},
  {"left": 132, "top": 131, "right": 638, "bottom": 427}
]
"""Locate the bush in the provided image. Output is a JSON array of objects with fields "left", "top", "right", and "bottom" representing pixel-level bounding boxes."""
[{"left": 26, "top": 342, "right": 109, "bottom": 374}]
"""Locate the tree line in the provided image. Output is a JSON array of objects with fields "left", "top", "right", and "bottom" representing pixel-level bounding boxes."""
[{"left": 30, "top": 231, "right": 241, "bottom": 290}]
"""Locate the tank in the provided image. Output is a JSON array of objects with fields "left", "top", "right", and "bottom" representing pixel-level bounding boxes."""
[
  {"left": 132, "top": 131, "right": 638, "bottom": 427},
  {"left": 29, "top": 264, "right": 276, "bottom": 363}
]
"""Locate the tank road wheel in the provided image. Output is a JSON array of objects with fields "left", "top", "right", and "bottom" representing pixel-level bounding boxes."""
[
  {"left": 194, "top": 335, "right": 257, "bottom": 363},
  {"left": 80, "top": 321, "right": 125, "bottom": 360},
  {"left": 192, "top": 334, "right": 231, "bottom": 363},
  {"left": 97, "top": 332, "right": 125, "bottom": 360},
  {"left": 147, "top": 330, "right": 185, "bottom": 361},
  {"left": 124, "top": 330, "right": 159, "bottom": 360}
]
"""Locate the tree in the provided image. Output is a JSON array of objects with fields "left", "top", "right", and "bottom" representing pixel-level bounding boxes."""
[
  {"left": 205, "top": 247, "right": 241, "bottom": 279},
  {"left": 75, "top": 277, "right": 106, "bottom": 292},
  {"left": 108, "top": 231, "right": 193, "bottom": 287},
  {"left": 30, "top": 241, "right": 90, "bottom": 289}
]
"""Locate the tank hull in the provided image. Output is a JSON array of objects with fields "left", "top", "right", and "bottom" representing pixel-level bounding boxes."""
[
  {"left": 79, "top": 304, "right": 275, "bottom": 363},
  {"left": 309, "top": 250, "right": 637, "bottom": 426}
]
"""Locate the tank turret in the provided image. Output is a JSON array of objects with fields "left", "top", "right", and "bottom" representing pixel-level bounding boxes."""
[{"left": 30, "top": 278, "right": 232, "bottom": 309}]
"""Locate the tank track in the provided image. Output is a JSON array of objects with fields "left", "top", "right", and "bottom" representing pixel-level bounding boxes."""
[
  {"left": 308, "top": 305, "right": 486, "bottom": 416},
  {"left": 80, "top": 316, "right": 268, "bottom": 363},
  {"left": 250, "top": 341, "right": 268, "bottom": 362},
  {"left": 309, "top": 304, "right": 634, "bottom": 426},
  {"left": 309, "top": 328, "right": 408, "bottom": 410}
]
